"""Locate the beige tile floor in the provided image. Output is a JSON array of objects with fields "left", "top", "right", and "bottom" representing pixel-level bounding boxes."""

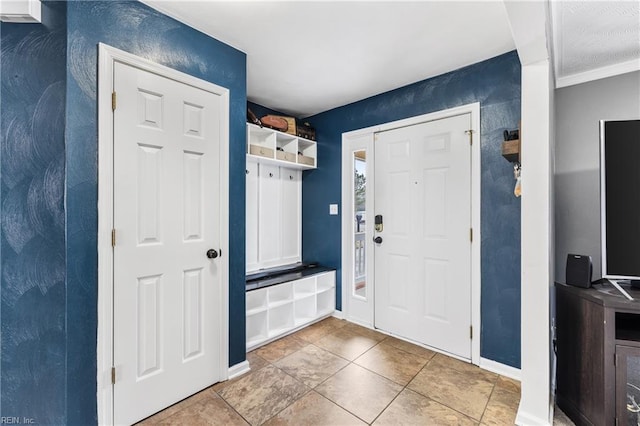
[{"left": 139, "top": 317, "right": 525, "bottom": 425}]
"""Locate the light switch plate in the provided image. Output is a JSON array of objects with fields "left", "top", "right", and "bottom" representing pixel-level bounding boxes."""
[{"left": 329, "top": 204, "right": 339, "bottom": 215}]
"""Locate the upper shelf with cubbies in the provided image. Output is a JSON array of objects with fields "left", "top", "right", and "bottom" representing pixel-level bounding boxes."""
[{"left": 247, "top": 123, "right": 317, "bottom": 170}]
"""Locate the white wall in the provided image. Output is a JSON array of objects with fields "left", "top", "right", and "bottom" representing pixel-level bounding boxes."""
[
  {"left": 503, "top": 1, "right": 556, "bottom": 423},
  {"left": 554, "top": 71, "right": 640, "bottom": 282},
  {"left": 517, "top": 58, "right": 555, "bottom": 426}
]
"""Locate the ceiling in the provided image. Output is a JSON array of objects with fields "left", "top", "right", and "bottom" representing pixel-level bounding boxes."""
[
  {"left": 142, "top": 1, "right": 515, "bottom": 117},
  {"left": 143, "top": 1, "right": 640, "bottom": 117},
  {"left": 550, "top": 1, "right": 640, "bottom": 88}
]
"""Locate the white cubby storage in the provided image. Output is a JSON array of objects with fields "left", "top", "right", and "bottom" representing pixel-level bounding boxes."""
[
  {"left": 294, "top": 295, "right": 316, "bottom": 326},
  {"left": 297, "top": 139, "right": 316, "bottom": 167},
  {"left": 269, "top": 303, "right": 294, "bottom": 336},
  {"left": 317, "top": 272, "right": 334, "bottom": 292},
  {"left": 246, "top": 289, "right": 268, "bottom": 315},
  {"left": 246, "top": 310, "right": 268, "bottom": 346},
  {"left": 268, "top": 282, "right": 293, "bottom": 307},
  {"left": 247, "top": 123, "right": 317, "bottom": 170},
  {"left": 246, "top": 270, "right": 336, "bottom": 351},
  {"left": 293, "top": 277, "right": 315, "bottom": 298},
  {"left": 317, "top": 289, "right": 335, "bottom": 316}
]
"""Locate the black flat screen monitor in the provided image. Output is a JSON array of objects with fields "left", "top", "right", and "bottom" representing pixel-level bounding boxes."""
[{"left": 600, "top": 119, "right": 640, "bottom": 281}]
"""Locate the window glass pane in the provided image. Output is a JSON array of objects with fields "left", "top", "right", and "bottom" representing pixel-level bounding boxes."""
[
  {"left": 353, "top": 150, "right": 366, "bottom": 299},
  {"left": 624, "top": 353, "right": 640, "bottom": 425}
]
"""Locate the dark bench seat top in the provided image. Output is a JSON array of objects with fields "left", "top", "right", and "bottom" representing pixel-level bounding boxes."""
[{"left": 246, "top": 262, "right": 335, "bottom": 291}]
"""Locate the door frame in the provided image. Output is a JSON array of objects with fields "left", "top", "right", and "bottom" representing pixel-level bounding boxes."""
[
  {"left": 341, "top": 102, "right": 481, "bottom": 365},
  {"left": 96, "top": 43, "right": 230, "bottom": 425}
]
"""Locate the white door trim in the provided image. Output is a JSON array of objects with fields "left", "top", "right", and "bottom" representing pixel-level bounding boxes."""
[
  {"left": 340, "top": 132, "right": 375, "bottom": 327},
  {"left": 341, "top": 102, "right": 481, "bottom": 365},
  {"left": 96, "top": 43, "right": 230, "bottom": 425}
]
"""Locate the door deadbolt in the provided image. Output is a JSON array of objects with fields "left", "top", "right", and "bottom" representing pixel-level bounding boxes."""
[
  {"left": 375, "top": 215, "right": 383, "bottom": 232},
  {"left": 206, "top": 249, "right": 219, "bottom": 259}
]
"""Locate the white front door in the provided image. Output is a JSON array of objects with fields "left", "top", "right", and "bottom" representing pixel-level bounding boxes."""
[
  {"left": 112, "top": 61, "right": 223, "bottom": 425},
  {"left": 374, "top": 113, "right": 472, "bottom": 360}
]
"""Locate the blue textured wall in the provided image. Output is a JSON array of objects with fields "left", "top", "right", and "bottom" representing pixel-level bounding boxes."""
[
  {"left": 65, "top": 2, "right": 246, "bottom": 423},
  {"left": 2, "top": 2, "right": 246, "bottom": 424},
  {"left": 1, "top": 2, "right": 67, "bottom": 423},
  {"left": 304, "top": 51, "right": 522, "bottom": 368}
]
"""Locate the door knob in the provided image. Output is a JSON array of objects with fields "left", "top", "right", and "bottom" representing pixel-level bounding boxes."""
[
  {"left": 373, "top": 236, "right": 383, "bottom": 244},
  {"left": 206, "top": 249, "right": 219, "bottom": 259}
]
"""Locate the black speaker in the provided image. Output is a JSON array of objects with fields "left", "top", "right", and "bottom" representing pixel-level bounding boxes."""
[{"left": 566, "top": 254, "right": 592, "bottom": 288}]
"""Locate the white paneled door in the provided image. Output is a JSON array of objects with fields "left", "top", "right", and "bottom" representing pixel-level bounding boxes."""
[
  {"left": 112, "top": 61, "right": 223, "bottom": 425},
  {"left": 374, "top": 113, "right": 472, "bottom": 360}
]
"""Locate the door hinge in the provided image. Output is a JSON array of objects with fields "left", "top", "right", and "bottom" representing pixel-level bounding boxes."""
[
  {"left": 470, "top": 325, "right": 473, "bottom": 339},
  {"left": 465, "top": 129, "right": 474, "bottom": 145},
  {"left": 470, "top": 228, "right": 473, "bottom": 243},
  {"left": 111, "top": 229, "right": 116, "bottom": 247},
  {"left": 112, "top": 91, "right": 117, "bottom": 111},
  {"left": 614, "top": 353, "right": 618, "bottom": 366},
  {"left": 111, "top": 367, "right": 116, "bottom": 384}
]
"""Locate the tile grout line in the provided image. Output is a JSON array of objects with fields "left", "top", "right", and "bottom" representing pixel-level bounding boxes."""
[
  {"left": 241, "top": 324, "right": 351, "bottom": 425},
  {"left": 278, "top": 324, "right": 438, "bottom": 424},
  {"left": 292, "top": 329, "right": 370, "bottom": 422},
  {"left": 376, "top": 350, "right": 491, "bottom": 423},
  {"left": 307, "top": 356, "right": 373, "bottom": 425},
  {"left": 308, "top": 331, "right": 421, "bottom": 424},
  {"left": 259, "top": 387, "right": 315, "bottom": 426},
  {"left": 368, "top": 348, "right": 438, "bottom": 425},
  {"left": 216, "top": 388, "right": 256, "bottom": 426},
  {"left": 304, "top": 328, "right": 389, "bottom": 424},
  {"left": 215, "top": 355, "right": 307, "bottom": 426},
  {"left": 478, "top": 379, "right": 499, "bottom": 425},
  {"left": 153, "top": 318, "right": 511, "bottom": 424},
  {"left": 213, "top": 369, "right": 261, "bottom": 425},
  {"left": 221, "top": 319, "right": 516, "bottom": 425},
  {"left": 255, "top": 360, "right": 313, "bottom": 425}
]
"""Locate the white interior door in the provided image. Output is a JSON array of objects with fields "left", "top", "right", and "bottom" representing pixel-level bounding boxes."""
[
  {"left": 112, "top": 61, "right": 223, "bottom": 425},
  {"left": 374, "top": 113, "right": 472, "bottom": 360}
]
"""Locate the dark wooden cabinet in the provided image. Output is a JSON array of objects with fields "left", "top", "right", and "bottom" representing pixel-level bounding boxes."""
[
  {"left": 615, "top": 345, "right": 640, "bottom": 425},
  {"left": 556, "top": 282, "right": 640, "bottom": 426}
]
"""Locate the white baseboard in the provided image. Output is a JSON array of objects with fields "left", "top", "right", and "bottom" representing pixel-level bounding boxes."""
[
  {"left": 344, "top": 317, "right": 373, "bottom": 329},
  {"left": 479, "top": 357, "right": 521, "bottom": 381},
  {"left": 332, "top": 310, "right": 344, "bottom": 320},
  {"left": 515, "top": 408, "right": 551, "bottom": 426},
  {"left": 228, "top": 360, "right": 250, "bottom": 380}
]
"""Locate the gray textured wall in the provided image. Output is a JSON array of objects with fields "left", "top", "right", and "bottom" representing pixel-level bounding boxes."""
[{"left": 555, "top": 71, "right": 640, "bottom": 282}]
